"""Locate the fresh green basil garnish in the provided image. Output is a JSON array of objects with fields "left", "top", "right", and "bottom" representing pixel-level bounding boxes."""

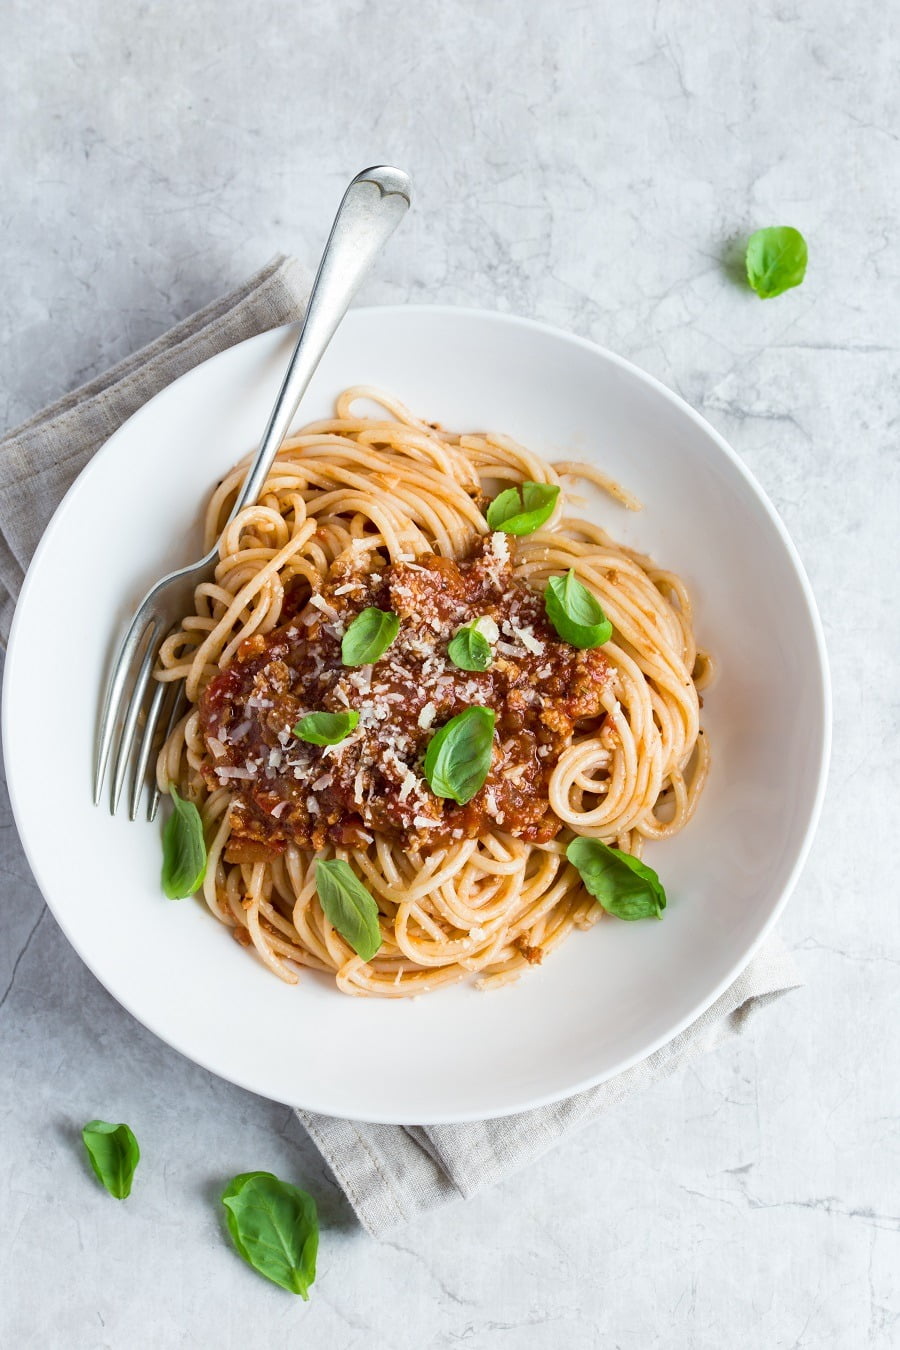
[
  {"left": 486, "top": 480, "right": 560, "bottom": 535},
  {"left": 341, "top": 607, "right": 399, "bottom": 667},
  {"left": 423, "top": 705, "right": 495, "bottom": 805},
  {"left": 745, "top": 226, "right": 808, "bottom": 299},
  {"left": 222, "top": 1171, "right": 318, "bottom": 1298},
  {"left": 81, "top": 1120, "right": 141, "bottom": 1199},
  {"left": 447, "top": 617, "right": 495, "bottom": 672},
  {"left": 544, "top": 570, "right": 612, "bottom": 648},
  {"left": 566, "top": 837, "right": 667, "bottom": 920},
  {"left": 293, "top": 710, "right": 360, "bottom": 745},
  {"left": 315, "top": 859, "right": 383, "bottom": 961},
  {"left": 161, "top": 785, "right": 207, "bottom": 899}
]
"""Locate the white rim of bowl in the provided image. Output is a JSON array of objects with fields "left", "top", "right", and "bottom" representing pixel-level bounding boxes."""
[{"left": 1, "top": 305, "right": 832, "bottom": 1122}]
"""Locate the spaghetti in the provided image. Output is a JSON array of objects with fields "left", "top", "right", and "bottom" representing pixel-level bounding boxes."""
[{"left": 155, "top": 388, "right": 711, "bottom": 996}]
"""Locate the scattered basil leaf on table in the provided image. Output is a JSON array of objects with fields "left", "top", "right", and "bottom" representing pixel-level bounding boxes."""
[
  {"left": 222, "top": 1171, "right": 318, "bottom": 1297},
  {"left": 566, "top": 837, "right": 667, "bottom": 920},
  {"left": 423, "top": 706, "right": 495, "bottom": 805},
  {"left": 161, "top": 785, "right": 207, "bottom": 899},
  {"left": 293, "top": 710, "right": 360, "bottom": 745},
  {"left": 448, "top": 618, "right": 495, "bottom": 672},
  {"left": 341, "top": 607, "right": 399, "bottom": 667},
  {"left": 315, "top": 859, "right": 383, "bottom": 961},
  {"left": 745, "top": 226, "right": 808, "bottom": 299},
  {"left": 486, "top": 481, "right": 560, "bottom": 535},
  {"left": 81, "top": 1120, "right": 141, "bottom": 1199},
  {"left": 544, "top": 570, "right": 613, "bottom": 648}
]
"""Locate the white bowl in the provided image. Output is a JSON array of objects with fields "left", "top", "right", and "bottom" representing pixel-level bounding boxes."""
[{"left": 2, "top": 308, "right": 830, "bottom": 1122}]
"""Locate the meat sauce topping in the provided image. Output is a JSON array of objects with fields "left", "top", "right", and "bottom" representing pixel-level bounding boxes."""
[{"left": 199, "top": 533, "right": 611, "bottom": 861}]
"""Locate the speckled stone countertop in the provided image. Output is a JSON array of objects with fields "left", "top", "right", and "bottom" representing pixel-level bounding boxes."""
[{"left": 1, "top": 2, "right": 898, "bottom": 1346}]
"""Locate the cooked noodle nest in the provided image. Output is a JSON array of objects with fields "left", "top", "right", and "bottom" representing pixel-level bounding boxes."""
[{"left": 155, "top": 386, "right": 710, "bottom": 996}]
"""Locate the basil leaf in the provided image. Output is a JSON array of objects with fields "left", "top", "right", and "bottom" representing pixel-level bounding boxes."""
[
  {"left": 222, "top": 1171, "right": 318, "bottom": 1298},
  {"left": 745, "top": 226, "right": 808, "bottom": 299},
  {"left": 315, "top": 859, "right": 383, "bottom": 961},
  {"left": 448, "top": 619, "right": 494, "bottom": 672},
  {"left": 544, "top": 570, "right": 612, "bottom": 649},
  {"left": 486, "top": 480, "right": 560, "bottom": 535},
  {"left": 423, "top": 706, "right": 495, "bottom": 804},
  {"left": 161, "top": 785, "right": 207, "bottom": 899},
  {"left": 566, "top": 837, "right": 667, "bottom": 920},
  {"left": 81, "top": 1120, "right": 141, "bottom": 1199},
  {"left": 293, "top": 710, "right": 359, "bottom": 745},
  {"left": 341, "top": 607, "right": 399, "bottom": 667}
]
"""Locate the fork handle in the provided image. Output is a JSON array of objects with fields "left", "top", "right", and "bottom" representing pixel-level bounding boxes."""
[{"left": 228, "top": 165, "right": 412, "bottom": 520}]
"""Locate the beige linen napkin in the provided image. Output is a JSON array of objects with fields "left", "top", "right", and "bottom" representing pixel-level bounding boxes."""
[
  {"left": 0, "top": 255, "right": 308, "bottom": 641},
  {"left": 0, "top": 259, "right": 801, "bottom": 1237},
  {"left": 299, "top": 942, "right": 800, "bottom": 1235}
]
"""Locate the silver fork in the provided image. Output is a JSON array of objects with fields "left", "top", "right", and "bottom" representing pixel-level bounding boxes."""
[{"left": 93, "top": 165, "right": 412, "bottom": 820}]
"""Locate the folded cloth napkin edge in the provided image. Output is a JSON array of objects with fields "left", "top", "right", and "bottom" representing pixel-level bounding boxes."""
[
  {"left": 0, "top": 254, "right": 305, "bottom": 447},
  {"left": 0, "top": 256, "right": 310, "bottom": 645},
  {"left": 297, "top": 937, "right": 801, "bottom": 1238}
]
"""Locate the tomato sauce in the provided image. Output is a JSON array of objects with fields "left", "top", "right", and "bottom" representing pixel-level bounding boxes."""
[{"left": 198, "top": 535, "right": 610, "bottom": 860}]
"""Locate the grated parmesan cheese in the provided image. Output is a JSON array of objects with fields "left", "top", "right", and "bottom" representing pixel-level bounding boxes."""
[
  {"left": 201, "top": 531, "right": 608, "bottom": 853},
  {"left": 309, "top": 593, "right": 339, "bottom": 620},
  {"left": 488, "top": 531, "right": 510, "bottom": 565},
  {"left": 473, "top": 615, "right": 499, "bottom": 644},
  {"left": 512, "top": 625, "right": 544, "bottom": 655}
]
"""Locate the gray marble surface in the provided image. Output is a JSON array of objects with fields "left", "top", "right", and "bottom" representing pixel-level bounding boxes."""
[{"left": 1, "top": 2, "right": 898, "bottom": 1346}]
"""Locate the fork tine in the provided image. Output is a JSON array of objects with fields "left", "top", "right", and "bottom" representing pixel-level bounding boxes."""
[
  {"left": 93, "top": 613, "right": 157, "bottom": 805},
  {"left": 128, "top": 675, "right": 170, "bottom": 821},
  {"left": 147, "top": 682, "right": 189, "bottom": 823},
  {"left": 110, "top": 621, "right": 161, "bottom": 815}
]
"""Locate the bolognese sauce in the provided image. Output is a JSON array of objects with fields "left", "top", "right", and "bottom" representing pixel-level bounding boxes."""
[{"left": 199, "top": 534, "right": 610, "bottom": 862}]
